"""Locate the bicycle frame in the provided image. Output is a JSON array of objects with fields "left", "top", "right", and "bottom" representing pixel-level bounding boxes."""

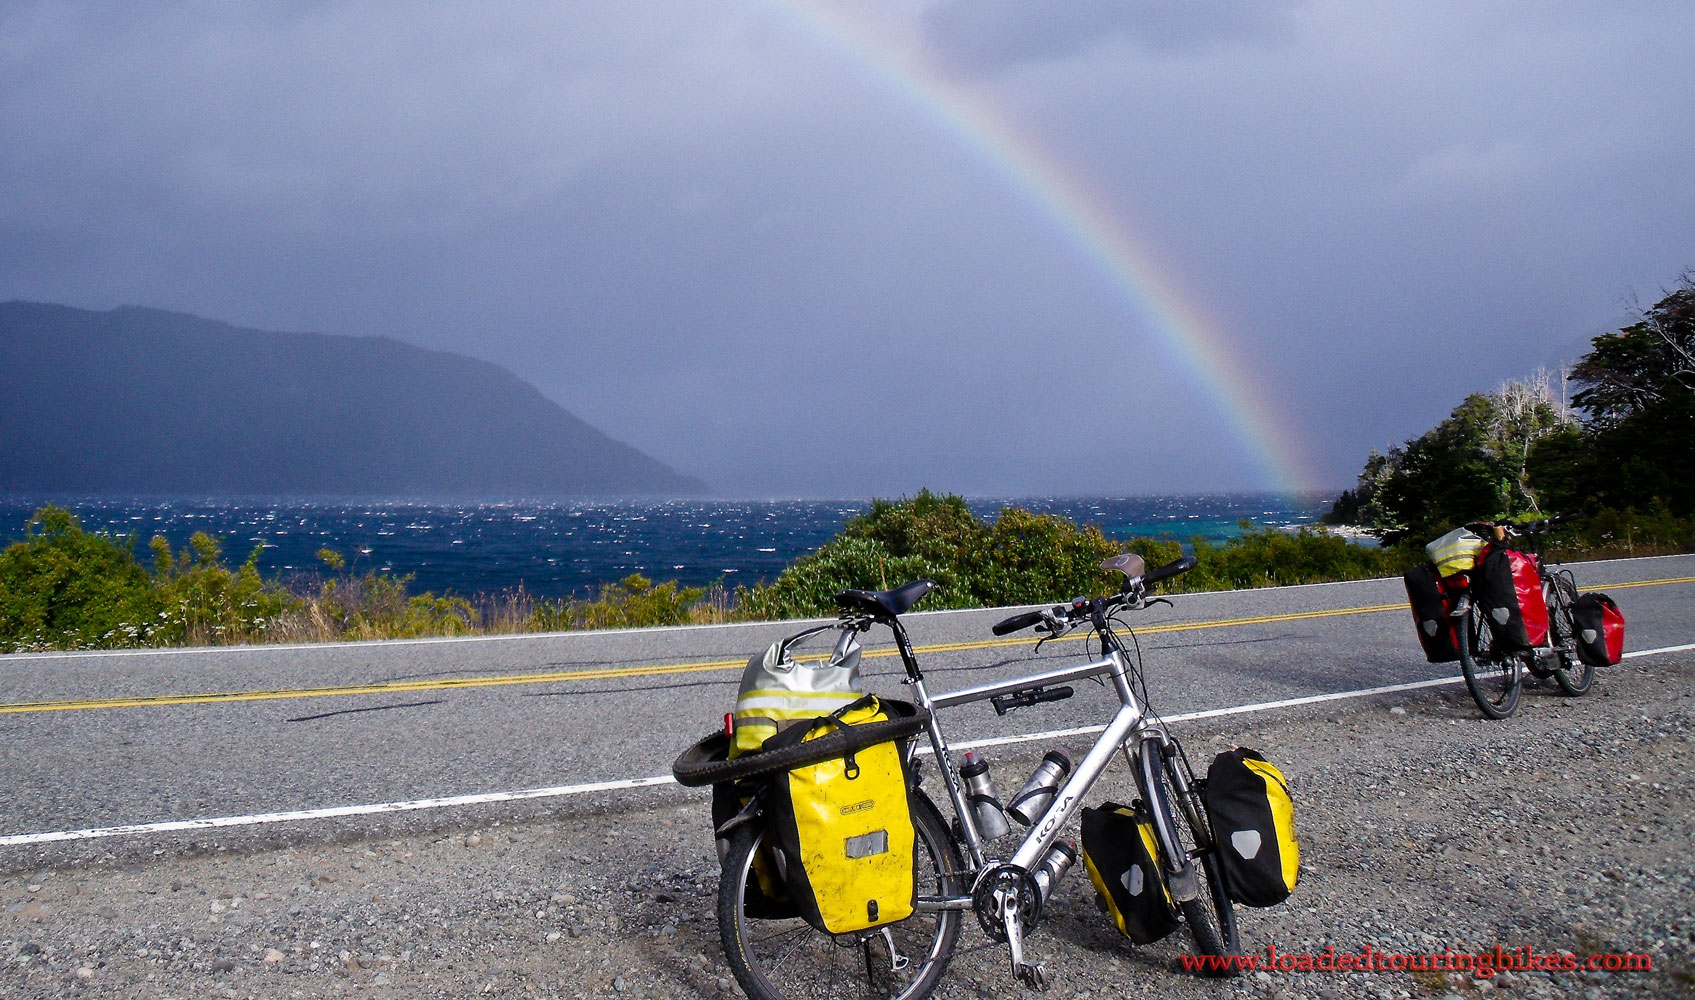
[{"left": 875, "top": 619, "right": 1199, "bottom": 915}]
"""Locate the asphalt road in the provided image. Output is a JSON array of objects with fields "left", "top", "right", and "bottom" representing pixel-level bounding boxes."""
[{"left": 2, "top": 553, "right": 1691, "bottom": 847}]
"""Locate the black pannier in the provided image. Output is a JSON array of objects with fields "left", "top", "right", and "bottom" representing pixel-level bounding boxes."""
[
  {"left": 1472, "top": 545, "right": 1549, "bottom": 651},
  {"left": 1080, "top": 801, "right": 1179, "bottom": 944},
  {"left": 711, "top": 781, "right": 796, "bottom": 920},
  {"left": 1202, "top": 748, "right": 1299, "bottom": 908},
  {"left": 1403, "top": 562, "right": 1458, "bottom": 662},
  {"left": 1571, "top": 592, "right": 1625, "bottom": 666}
]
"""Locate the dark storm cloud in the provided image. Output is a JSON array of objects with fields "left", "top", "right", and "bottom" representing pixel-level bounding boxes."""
[{"left": 2, "top": 2, "right": 1692, "bottom": 496}]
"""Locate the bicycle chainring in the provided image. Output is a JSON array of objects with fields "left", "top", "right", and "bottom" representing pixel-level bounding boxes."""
[{"left": 971, "top": 863, "right": 1043, "bottom": 942}]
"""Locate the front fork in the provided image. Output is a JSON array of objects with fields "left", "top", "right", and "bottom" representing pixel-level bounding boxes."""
[{"left": 1132, "top": 734, "right": 1201, "bottom": 903}]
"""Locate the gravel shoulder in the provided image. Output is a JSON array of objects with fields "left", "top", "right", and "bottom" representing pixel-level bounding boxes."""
[{"left": 3, "top": 654, "right": 1691, "bottom": 1000}]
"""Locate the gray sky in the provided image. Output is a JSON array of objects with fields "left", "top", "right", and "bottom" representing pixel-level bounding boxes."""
[{"left": 4, "top": 1, "right": 1691, "bottom": 497}]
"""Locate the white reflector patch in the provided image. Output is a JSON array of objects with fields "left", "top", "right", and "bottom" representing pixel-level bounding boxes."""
[
  {"left": 1123, "top": 864, "right": 1145, "bottom": 896},
  {"left": 845, "top": 830, "right": 888, "bottom": 859},
  {"left": 1231, "top": 829, "right": 1263, "bottom": 860},
  {"left": 1582, "top": 628, "right": 1598, "bottom": 643},
  {"left": 1492, "top": 608, "right": 1510, "bottom": 625},
  {"left": 1422, "top": 620, "right": 1438, "bottom": 637}
]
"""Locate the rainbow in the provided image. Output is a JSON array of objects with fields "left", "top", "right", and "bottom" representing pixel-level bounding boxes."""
[{"left": 763, "top": 2, "right": 1317, "bottom": 494}]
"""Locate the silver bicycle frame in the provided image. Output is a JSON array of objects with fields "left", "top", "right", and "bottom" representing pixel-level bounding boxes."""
[{"left": 908, "top": 647, "right": 1150, "bottom": 909}]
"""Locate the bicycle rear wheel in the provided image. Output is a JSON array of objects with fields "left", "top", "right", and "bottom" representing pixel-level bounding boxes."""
[
  {"left": 717, "top": 789, "right": 963, "bottom": 1000},
  {"left": 1458, "top": 599, "right": 1521, "bottom": 719},
  {"left": 1546, "top": 575, "right": 1594, "bottom": 696}
]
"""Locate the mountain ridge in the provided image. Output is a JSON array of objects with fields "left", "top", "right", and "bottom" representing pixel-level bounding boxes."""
[{"left": 0, "top": 302, "right": 708, "bottom": 497}]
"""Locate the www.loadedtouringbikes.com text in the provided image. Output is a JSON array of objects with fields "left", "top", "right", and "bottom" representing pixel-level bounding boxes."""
[{"left": 1179, "top": 944, "right": 1652, "bottom": 977}]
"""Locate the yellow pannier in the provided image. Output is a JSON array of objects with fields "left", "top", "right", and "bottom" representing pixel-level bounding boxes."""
[{"left": 763, "top": 695, "right": 916, "bottom": 934}]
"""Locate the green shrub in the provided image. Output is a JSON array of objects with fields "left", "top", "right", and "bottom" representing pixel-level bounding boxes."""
[
  {"left": 977, "top": 507, "right": 1120, "bottom": 606},
  {"left": 1542, "top": 503, "right": 1695, "bottom": 561},
  {"left": 304, "top": 548, "right": 475, "bottom": 640},
  {"left": 567, "top": 573, "right": 708, "bottom": 630},
  {"left": 1175, "top": 524, "right": 1406, "bottom": 591},
  {"left": 738, "top": 491, "right": 1164, "bottom": 620},
  {"left": 735, "top": 536, "right": 936, "bottom": 621},
  {"left": 0, "top": 506, "right": 162, "bottom": 651},
  {"left": 150, "top": 531, "right": 296, "bottom": 645}
]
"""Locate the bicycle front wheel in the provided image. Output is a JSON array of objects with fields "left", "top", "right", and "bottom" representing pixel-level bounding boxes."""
[
  {"left": 1458, "top": 599, "right": 1522, "bottom": 719},
  {"left": 1142, "top": 745, "right": 1238, "bottom": 973},
  {"left": 1546, "top": 575, "right": 1594, "bottom": 696},
  {"left": 717, "top": 790, "right": 963, "bottom": 1000}
]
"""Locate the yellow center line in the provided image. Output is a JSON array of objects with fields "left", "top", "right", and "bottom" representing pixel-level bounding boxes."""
[
  {"left": 1593, "top": 575, "right": 1695, "bottom": 590},
  {"left": 5, "top": 576, "right": 1691, "bottom": 715}
]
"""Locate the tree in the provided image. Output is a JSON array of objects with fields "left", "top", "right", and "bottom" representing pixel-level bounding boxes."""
[
  {"left": 1532, "top": 274, "right": 1695, "bottom": 516},
  {"left": 1569, "top": 274, "right": 1695, "bottom": 423},
  {"left": 1330, "top": 375, "right": 1572, "bottom": 544}
]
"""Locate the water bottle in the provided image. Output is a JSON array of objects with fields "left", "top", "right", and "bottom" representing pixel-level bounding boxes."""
[
  {"left": 1007, "top": 750, "right": 1072, "bottom": 825},
  {"left": 957, "top": 751, "right": 1011, "bottom": 840},
  {"left": 1031, "top": 841, "right": 1078, "bottom": 903}
]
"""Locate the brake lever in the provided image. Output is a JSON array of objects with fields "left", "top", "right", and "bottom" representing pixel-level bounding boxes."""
[
  {"left": 1144, "top": 597, "right": 1173, "bottom": 610},
  {"left": 1031, "top": 613, "right": 1069, "bottom": 653}
]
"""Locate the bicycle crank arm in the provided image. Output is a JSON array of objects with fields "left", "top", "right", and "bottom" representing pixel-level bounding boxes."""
[{"left": 997, "top": 890, "right": 1051, "bottom": 992}]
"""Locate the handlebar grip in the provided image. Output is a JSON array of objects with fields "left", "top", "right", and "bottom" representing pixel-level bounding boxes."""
[
  {"left": 1142, "top": 555, "right": 1197, "bottom": 586},
  {"left": 991, "top": 610, "right": 1046, "bottom": 636}
]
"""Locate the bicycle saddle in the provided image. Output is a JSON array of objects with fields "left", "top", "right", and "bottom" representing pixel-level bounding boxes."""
[{"left": 834, "top": 579, "right": 937, "bottom": 620}]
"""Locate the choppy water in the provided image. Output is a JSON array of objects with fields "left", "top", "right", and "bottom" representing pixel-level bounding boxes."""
[{"left": 0, "top": 493, "right": 1335, "bottom": 599}]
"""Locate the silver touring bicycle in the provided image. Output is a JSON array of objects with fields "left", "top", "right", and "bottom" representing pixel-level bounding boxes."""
[{"left": 675, "top": 553, "right": 1241, "bottom": 1000}]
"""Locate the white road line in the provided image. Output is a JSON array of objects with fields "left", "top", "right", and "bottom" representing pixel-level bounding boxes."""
[
  {"left": 1624, "top": 642, "right": 1695, "bottom": 658},
  {"left": 0, "top": 776, "right": 676, "bottom": 847},
  {"left": 4, "top": 642, "right": 1690, "bottom": 849}
]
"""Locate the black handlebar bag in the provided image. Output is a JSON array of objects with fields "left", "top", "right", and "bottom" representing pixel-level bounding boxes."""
[
  {"left": 1080, "top": 800, "right": 1180, "bottom": 944},
  {"left": 1571, "top": 592, "right": 1625, "bottom": 666},
  {"left": 1403, "top": 563, "right": 1459, "bottom": 663}
]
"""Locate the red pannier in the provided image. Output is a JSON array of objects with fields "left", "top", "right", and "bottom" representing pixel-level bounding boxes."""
[
  {"left": 1571, "top": 593, "right": 1625, "bottom": 666},
  {"left": 1473, "top": 545, "right": 1548, "bottom": 651},
  {"left": 1403, "top": 563, "right": 1458, "bottom": 662}
]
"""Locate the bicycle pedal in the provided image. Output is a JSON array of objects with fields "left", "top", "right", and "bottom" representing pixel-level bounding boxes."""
[{"left": 1016, "top": 962, "right": 1051, "bottom": 992}]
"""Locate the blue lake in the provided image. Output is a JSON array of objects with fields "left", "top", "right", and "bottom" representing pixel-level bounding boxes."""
[{"left": 0, "top": 493, "right": 1338, "bottom": 599}]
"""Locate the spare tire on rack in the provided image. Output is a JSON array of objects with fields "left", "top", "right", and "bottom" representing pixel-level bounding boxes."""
[{"left": 671, "top": 699, "right": 929, "bottom": 787}]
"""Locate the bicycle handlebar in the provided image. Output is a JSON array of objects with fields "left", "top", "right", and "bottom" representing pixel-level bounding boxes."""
[
  {"left": 1143, "top": 555, "right": 1198, "bottom": 586},
  {"left": 989, "top": 555, "right": 1198, "bottom": 636},
  {"left": 991, "top": 610, "right": 1047, "bottom": 636},
  {"left": 1465, "top": 513, "right": 1572, "bottom": 542}
]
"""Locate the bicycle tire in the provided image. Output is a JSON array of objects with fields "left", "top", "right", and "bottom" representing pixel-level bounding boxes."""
[
  {"left": 1141, "top": 745, "right": 1238, "bottom": 975},
  {"left": 1457, "top": 599, "right": 1521, "bottom": 719},
  {"left": 717, "top": 789, "right": 963, "bottom": 1000},
  {"left": 1546, "top": 575, "right": 1595, "bottom": 696},
  {"left": 673, "top": 705, "right": 931, "bottom": 788}
]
